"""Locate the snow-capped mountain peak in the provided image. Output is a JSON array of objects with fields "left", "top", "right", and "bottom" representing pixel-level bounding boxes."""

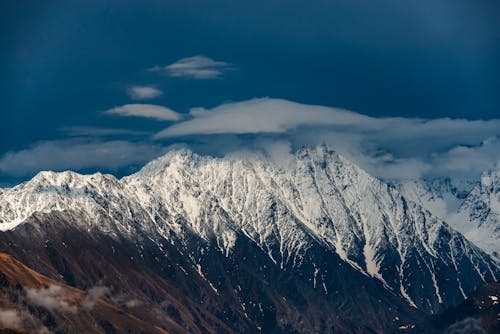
[{"left": 0, "top": 147, "right": 498, "bottom": 314}]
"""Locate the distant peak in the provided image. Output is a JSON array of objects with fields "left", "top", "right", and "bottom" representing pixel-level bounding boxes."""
[
  {"left": 26, "top": 170, "right": 117, "bottom": 189},
  {"left": 480, "top": 168, "right": 500, "bottom": 188},
  {"left": 31, "top": 170, "right": 79, "bottom": 183}
]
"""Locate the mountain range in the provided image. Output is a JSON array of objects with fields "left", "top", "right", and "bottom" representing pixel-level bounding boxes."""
[{"left": 0, "top": 146, "right": 498, "bottom": 333}]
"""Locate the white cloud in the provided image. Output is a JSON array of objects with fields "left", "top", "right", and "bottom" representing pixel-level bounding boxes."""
[
  {"left": 26, "top": 284, "right": 77, "bottom": 313},
  {"left": 154, "top": 98, "right": 500, "bottom": 180},
  {"left": 149, "top": 55, "right": 232, "bottom": 79},
  {"left": 127, "top": 86, "right": 162, "bottom": 100},
  {"left": 82, "top": 286, "right": 109, "bottom": 309},
  {"left": 154, "top": 98, "right": 372, "bottom": 138},
  {"left": 110, "top": 292, "right": 142, "bottom": 308},
  {"left": 0, "top": 309, "right": 23, "bottom": 329},
  {"left": 2, "top": 98, "right": 499, "bottom": 182},
  {"left": 432, "top": 137, "right": 500, "bottom": 178},
  {"left": 0, "top": 139, "right": 166, "bottom": 177},
  {"left": 104, "top": 104, "right": 182, "bottom": 121}
]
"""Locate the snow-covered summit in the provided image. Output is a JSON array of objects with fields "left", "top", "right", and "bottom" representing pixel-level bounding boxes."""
[{"left": 133, "top": 147, "right": 201, "bottom": 177}]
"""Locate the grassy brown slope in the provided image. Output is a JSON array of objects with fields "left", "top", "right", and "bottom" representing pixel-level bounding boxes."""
[{"left": 0, "top": 252, "right": 170, "bottom": 334}]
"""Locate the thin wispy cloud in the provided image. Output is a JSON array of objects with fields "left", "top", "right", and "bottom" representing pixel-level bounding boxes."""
[
  {"left": 149, "top": 55, "right": 232, "bottom": 79},
  {"left": 61, "top": 126, "right": 148, "bottom": 137},
  {"left": 154, "top": 98, "right": 500, "bottom": 180},
  {"left": 127, "top": 86, "right": 162, "bottom": 100},
  {"left": 104, "top": 104, "right": 182, "bottom": 121}
]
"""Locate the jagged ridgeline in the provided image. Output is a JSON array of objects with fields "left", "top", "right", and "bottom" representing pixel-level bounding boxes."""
[
  {"left": 0, "top": 146, "right": 498, "bottom": 333},
  {"left": 397, "top": 170, "right": 500, "bottom": 258}
]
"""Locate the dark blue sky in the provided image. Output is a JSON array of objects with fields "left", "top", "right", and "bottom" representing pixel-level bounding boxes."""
[{"left": 1, "top": 0, "right": 499, "bottom": 184}]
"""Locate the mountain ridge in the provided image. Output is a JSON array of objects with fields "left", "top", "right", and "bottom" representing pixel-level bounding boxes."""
[
  {"left": 0, "top": 146, "right": 498, "bottom": 332},
  {"left": 396, "top": 168, "right": 500, "bottom": 258}
]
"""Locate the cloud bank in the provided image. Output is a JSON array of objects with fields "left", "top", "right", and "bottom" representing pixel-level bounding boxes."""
[
  {"left": 127, "top": 86, "right": 163, "bottom": 100},
  {"left": 0, "top": 139, "right": 166, "bottom": 178},
  {"left": 104, "top": 104, "right": 182, "bottom": 121},
  {"left": 149, "top": 55, "right": 231, "bottom": 79},
  {"left": 155, "top": 98, "right": 500, "bottom": 180},
  {"left": 1, "top": 98, "right": 499, "bottom": 182}
]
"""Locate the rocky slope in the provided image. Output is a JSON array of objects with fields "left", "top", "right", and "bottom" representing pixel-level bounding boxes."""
[{"left": 401, "top": 283, "right": 500, "bottom": 334}]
